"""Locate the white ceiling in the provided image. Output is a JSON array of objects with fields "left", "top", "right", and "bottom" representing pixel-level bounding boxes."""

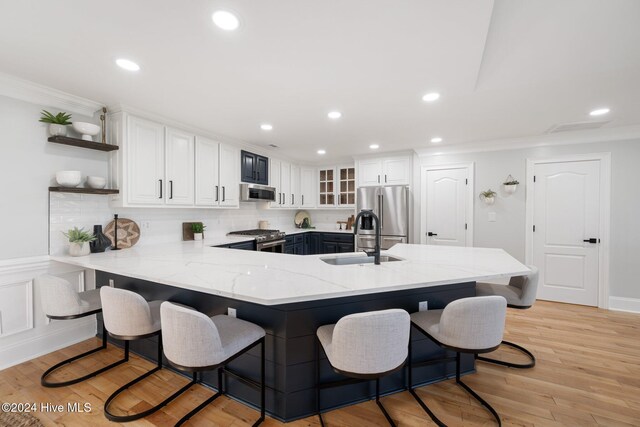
[{"left": 0, "top": 0, "right": 639, "bottom": 162}]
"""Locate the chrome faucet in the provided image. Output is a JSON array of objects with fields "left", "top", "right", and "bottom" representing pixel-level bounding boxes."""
[{"left": 353, "top": 209, "right": 381, "bottom": 265}]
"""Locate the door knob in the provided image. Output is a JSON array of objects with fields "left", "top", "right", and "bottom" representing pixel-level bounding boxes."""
[
  {"left": 583, "top": 238, "right": 598, "bottom": 243},
  {"left": 427, "top": 232, "right": 438, "bottom": 237}
]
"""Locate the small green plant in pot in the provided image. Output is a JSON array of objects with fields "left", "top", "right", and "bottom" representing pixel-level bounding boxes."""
[
  {"left": 40, "top": 110, "right": 73, "bottom": 137},
  {"left": 480, "top": 189, "right": 497, "bottom": 205},
  {"left": 503, "top": 175, "right": 519, "bottom": 194},
  {"left": 63, "top": 227, "right": 96, "bottom": 257},
  {"left": 191, "top": 223, "right": 206, "bottom": 241}
]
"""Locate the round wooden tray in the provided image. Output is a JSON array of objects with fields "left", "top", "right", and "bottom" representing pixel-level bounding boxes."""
[{"left": 104, "top": 218, "right": 140, "bottom": 248}]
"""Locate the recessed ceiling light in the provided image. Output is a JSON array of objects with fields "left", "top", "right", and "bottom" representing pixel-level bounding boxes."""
[
  {"left": 115, "top": 58, "right": 140, "bottom": 71},
  {"left": 260, "top": 124, "right": 273, "bottom": 131},
  {"left": 328, "top": 111, "right": 342, "bottom": 119},
  {"left": 212, "top": 10, "right": 240, "bottom": 31},
  {"left": 589, "top": 108, "right": 610, "bottom": 116},
  {"left": 422, "top": 92, "right": 440, "bottom": 102},
  {"left": 317, "top": 149, "right": 326, "bottom": 155},
  {"left": 430, "top": 137, "right": 443, "bottom": 143},
  {"left": 369, "top": 144, "right": 380, "bottom": 150}
]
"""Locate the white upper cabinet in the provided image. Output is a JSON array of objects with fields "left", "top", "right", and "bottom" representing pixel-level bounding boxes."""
[
  {"left": 290, "top": 164, "right": 301, "bottom": 208},
  {"left": 218, "top": 143, "right": 240, "bottom": 207},
  {"left": 165, "top": 127, "right": 195, "bottom": 205},
  {"left": 357, "top": 156, "right": 411, "bottom": 186},
  {"left": 300, "top": 167, "right": 317, "bottom": 208},
  {"left": 280, "top": 160, "right": 292, "bottom": 207},
  {"left": 357, "top": 159, "right": 383, "bottom": 187},
  {"left": 195, "top": 137, "right": 219, "bottom": 206},
  {"left": 383, "top": 157, "right": 411, "bottom": 185},
  {"left": 111, "top": 112, "right": 240, "bottom": 209},
  {"left": 127, "top": 116, "right": 165, "bottom": 205},
  {"left": 270, "top": 158, "right": 282, "bottom": 206}
]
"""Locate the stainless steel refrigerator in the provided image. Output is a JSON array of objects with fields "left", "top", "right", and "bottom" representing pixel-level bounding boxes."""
[{"left": 355, "top": 185, "right": 409, "bottom": 250}]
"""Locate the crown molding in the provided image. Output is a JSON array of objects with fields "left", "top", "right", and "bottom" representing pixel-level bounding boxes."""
[
  {"left": 415, "top": 125, "right": 640, "bottom": 157},
  {"left": 0, "top": 72, "right": 103, "bottom": 117}
]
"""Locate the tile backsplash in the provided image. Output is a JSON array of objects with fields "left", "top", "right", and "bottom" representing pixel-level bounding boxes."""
[{"left": 49, "top": 193, "right": 354, "bottom": 255}]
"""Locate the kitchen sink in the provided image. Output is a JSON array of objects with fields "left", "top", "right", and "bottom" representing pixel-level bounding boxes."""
[{"left": 320, "top": 254, "right": 404, "bottom": 265}]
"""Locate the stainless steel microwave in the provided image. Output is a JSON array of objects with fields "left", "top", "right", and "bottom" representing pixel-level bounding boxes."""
[{"left": 240, "top": 183, "right": 277, "bottom": 202}]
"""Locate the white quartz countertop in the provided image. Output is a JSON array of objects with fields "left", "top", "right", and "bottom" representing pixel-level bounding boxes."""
[{"left": 51, "top": 241, "right": 529, "bottom": 306}]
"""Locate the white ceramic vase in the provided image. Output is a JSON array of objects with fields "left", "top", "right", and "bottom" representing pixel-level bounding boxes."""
[
  {"left": 69, "top": 242, "right": 91, "bottom": 257},
  {"left": 49, "top": 124, "right": 67, "bottom": 137},
  {"left": 193, "top": 233, "right": 203, "bottom": 241},
  {"left": 504, "top": 184, "right": 517, "bottom": 194}
]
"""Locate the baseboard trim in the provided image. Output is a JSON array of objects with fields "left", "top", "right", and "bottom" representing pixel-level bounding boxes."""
[
  {"left": 608, "top": 296, "right": 640, "bottom": 314},
  {"left": 0, "top": 317, "right": 97, "bottom": 371}
]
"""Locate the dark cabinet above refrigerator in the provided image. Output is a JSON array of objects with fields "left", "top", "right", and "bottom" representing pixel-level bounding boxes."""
[{"left": 241, "top": 150, "right": 269, "bottom": 185}]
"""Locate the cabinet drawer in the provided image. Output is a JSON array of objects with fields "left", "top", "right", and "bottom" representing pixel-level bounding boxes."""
[{"left": 321, "top": 233, "right": 354, "bottom": 243}]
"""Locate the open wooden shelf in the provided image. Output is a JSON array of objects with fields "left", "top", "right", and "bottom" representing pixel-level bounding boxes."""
[
  {"left": 48, "top": 135, "right": 119, "bottom": 152},
  {"left": 49, "top": 187, "right": 119, "bottom": 195}
]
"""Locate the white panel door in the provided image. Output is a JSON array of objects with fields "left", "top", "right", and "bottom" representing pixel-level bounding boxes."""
[
  {"left": 218, "top": 143, "right": 239, "bottom": 207},
  {"left": 290, "top": 164, "right": 301, "bottom": 208},
  {"left": 280, "top": 161, "right": 291, "bottom": 207},
  {"left": 383, "top": 157, "right": 411, "bottom": 185},
  {"left": 195, "top": 137, "right": 219, "bottom": 206},
  {"left": 165, "top": 128, "right": 194, "bottom": 206},
  {"left": 425, "top": 168, "right": 468, "bottom": 246},
  {"left": 127, "top": 116, "right": 165, "bottom": 205},
  {"left": 358, "top": 159, "right": 383, "bottom": 186},
  {"left": 300, "top": 167, "right": 317, "bottom": 208},
  {"left": 533, "top": 161, "right": 600, "bottom": 306}
]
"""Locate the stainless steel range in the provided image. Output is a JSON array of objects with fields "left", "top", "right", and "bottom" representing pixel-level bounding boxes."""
[{"left": 227, "top": 229, "right": 286, "bottom": 252}]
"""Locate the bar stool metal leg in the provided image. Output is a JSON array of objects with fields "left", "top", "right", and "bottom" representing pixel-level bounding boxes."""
[
  {"left": 104, "top": 335, "right": 195, "bottom": 422},
  {"left": 455, "top": 352, "right": 502, "bottom": 426},
  {"left": 476, "top": 340, "right": 536, "bottom": 369},
  {"left": 41, "top": 322, "right": 127, "bottom": 388}
]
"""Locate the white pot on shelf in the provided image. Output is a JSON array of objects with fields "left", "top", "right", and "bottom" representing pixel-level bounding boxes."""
[
  {"left": 504, "top": 184, "right": 517, "bottom": 194},
  {"left": 69, "top": 242, "right": 90, "bottom": 257},
  {"left": 193, "top": 233, "right": 203, "bottom": 241},
  {"left": 49, "top": 124, "right": 68, "bottom": 137}
]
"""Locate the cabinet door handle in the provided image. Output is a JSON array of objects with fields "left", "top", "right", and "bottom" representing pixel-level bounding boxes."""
[
  {"left": 377, "top": 175, "right": 380, "bottom": 183},
  {"left": 428, "top": 232, "right": 438, "bottom": 236},
  {"left": 222, "top": 186, "right": 226, "bottom": 202},
  {"left": 215, "top": 185, "right": 219, "bottom": 202},
  {"left": 291, "top": 194, "right": 294, "bottom": 205},
  {"left": 159, "top": 180, "right": 163, "bottom": 199},
  {"left": 583, "top": 238, "right": 598, "bottom": 243},
  {"left": 253, "top": 170, "right": 256, "bottom": 180},
  {"left": 385, "top": 174, "right": 387, "bottom": 183},
  {"left": 302, "top": 195, "right": 304, "bottom": 205},
  {"left": 257, "top": 171, "right": 260, "bottom": 181},
  {"left": 169, "top": 180, "right": 173, "bottom": 199}
]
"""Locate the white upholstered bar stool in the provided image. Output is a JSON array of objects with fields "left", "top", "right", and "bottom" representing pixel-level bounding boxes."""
[
  {"left": 160, "top": 301, "right": 266, "bottom": 427},
  {"left": 475, "top": 266, "right": 539, "bottom": 368},
  {"left": 409, "top": 296, "right": 507, "bottom": 426},
  {"left": 316, "top": 309, "right": 410, "bottom": 427},
  {"left": 100, "top": 286, "right": 189, "bottom": 422},
  {"left": 38, "top": 275, "right": 126, "bottom": 387}
]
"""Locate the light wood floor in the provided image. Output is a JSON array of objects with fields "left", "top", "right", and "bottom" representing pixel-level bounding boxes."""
[{"left": 1, "top": 301, "right": 639, "bottom": 426}]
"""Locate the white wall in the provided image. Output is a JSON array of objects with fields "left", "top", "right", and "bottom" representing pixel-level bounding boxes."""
[
  {"left": 0, "top": 95, "right": 106, "bottom": 260},
  {"left": 417, "top": 139, "right": 640, "bottom": 300}
]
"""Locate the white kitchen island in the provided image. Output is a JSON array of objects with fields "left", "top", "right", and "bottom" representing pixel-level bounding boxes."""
[{"left": 52, "top": 243, "right": 528, "bottom": 421}]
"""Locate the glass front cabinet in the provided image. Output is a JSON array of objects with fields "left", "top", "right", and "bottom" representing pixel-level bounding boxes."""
[{"left": 318, "top": 165, "right": 355, "bottom": 207}]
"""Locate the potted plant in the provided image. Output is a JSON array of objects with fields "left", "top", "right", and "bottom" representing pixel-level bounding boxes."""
[
  {"left": 39, "top": 110, "right": 72, "bottom": 137},
  {"left": 503, "top": 175, "right": 519, "bottom": 194},
  {"left": 192, "top": 223, "right": 206, "bottom": 241},
  {"left": 63, "top": 227, "right": 96, "bottom": 257},
  {"left": 480, "top": 189, "right": 497, "bottom": 205}
]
